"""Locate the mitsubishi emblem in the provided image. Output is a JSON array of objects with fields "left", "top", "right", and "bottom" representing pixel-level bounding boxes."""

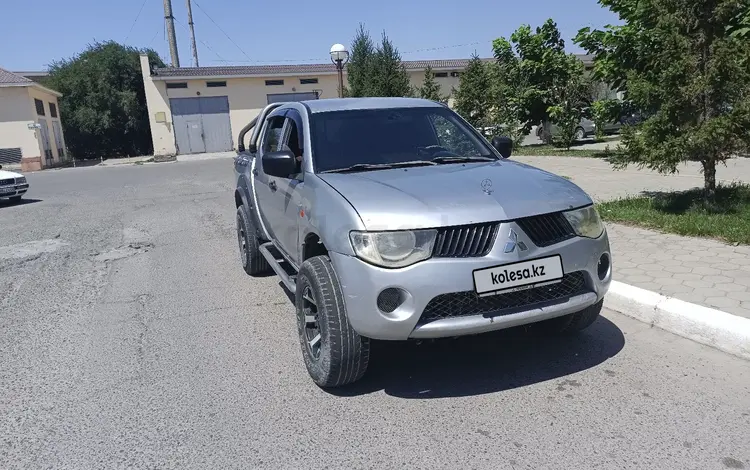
[
  {"left": 503, "top": 228, "right": 528, "bottom": 253},
  {"left": 480, "top": 178, "right": 494, "bottom": 195}
]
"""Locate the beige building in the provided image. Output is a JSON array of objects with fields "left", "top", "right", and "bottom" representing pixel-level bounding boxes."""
[
  {"left": 0, "top": 68, "right": 67, "bottom": 171},
  {"left": 140, "top": 54, "right": 597, "bottom": 157},
  {"left": 139, "top": 55, "right": 474, "bottom": 156}
]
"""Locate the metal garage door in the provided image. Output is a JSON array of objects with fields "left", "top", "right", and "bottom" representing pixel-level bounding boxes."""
[{"left": 170, "top": 96, "right": 233, "bottom": 154}]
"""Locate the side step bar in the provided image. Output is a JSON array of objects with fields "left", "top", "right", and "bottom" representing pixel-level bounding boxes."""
[{"left": 259, "top": 242, "right": 297, "bottom": 292}]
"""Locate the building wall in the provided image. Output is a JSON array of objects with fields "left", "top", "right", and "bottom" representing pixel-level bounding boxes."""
[
  {"left": 0, "top": 87, "right": 40, "bottom": 163},
  {"left": 141, "top": 55, "right": 345, "bottom": 155},
  {"left": 140, "top": 55, "right": 464, "bottom": 156},
  {"left": 27, "top": 86, "right": 66, "bottom": 163},
  {"left": 407, "top": 70, "right": 460, "bottom": 100}
]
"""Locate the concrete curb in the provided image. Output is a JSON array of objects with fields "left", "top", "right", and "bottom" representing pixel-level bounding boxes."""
[{"left": 604, "top": 280, "right": 750, "bottom": 360}]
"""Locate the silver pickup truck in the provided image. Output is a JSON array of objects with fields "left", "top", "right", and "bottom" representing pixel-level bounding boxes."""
[{"left": 233, "top": 97, "right": 612, "bottom": 388}]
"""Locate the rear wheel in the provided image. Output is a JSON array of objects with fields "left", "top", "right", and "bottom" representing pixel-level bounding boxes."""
[
  {"left": 537, "top": 299, "right": 603, "bottom": 334},
  {"left": 296, "top": 255, "right": 370, "bottom": 388},
  {"left": 236, "top": 206, "right": 270, "bottom": 276}
]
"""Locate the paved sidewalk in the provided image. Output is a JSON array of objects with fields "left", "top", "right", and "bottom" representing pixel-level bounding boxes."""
[{"left": 516, "top": 155, "right": 750, "bottom": 319}]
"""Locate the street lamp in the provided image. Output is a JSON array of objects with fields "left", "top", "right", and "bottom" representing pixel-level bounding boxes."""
[{"left": 330, "top": 43, "right": 349, "bottom": 98}]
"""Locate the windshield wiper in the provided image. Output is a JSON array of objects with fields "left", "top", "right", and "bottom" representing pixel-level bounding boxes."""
[
  {"left": 431, "top": 155, "right": 496, "bottom": 164},
  {"left": 321, "top": 160, "right": 436, "bottom": 174}
]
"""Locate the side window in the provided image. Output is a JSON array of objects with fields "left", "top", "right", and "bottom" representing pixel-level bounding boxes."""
[
  {"left": 261, "top": 115, "right": 285, "bottom": 153},
  {"left": 281, "top": 111, "right": 303, "bottom": 158},
  {"left": 281, "top": 111, "right": 304, "bottom": 179},
  {"left": 428, "top": 114, "right": 483, "bottom": 158}
]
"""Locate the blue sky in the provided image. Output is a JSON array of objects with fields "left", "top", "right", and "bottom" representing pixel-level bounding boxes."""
[{"left": 1, "top": 0, "right": 619, "bottom": 71}]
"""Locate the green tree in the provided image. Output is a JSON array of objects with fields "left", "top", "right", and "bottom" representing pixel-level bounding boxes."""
[
  {"left": 347, "top": 25, "right": 412, "bottom": 98},
  {"left": 491, "top": 20, "right": 590, "bottom": 144},
  {"left": 452, "top": 54, "right": 493, "bottom": 129},
  {"left": 370, "top": 31, "right": 412, "bottom": 97},
  {"left": 42, "top": 41, "right": 164, "bottom": 159},
  {"left": 547, "top": 56, "right": 592, "bottom": 148},
  {"left": 346, "top": 23, "right": 376, "bottom": 97},
  {"left": 591, "top": 99, "right": 622, "bottom": 140},
  {"left": 417, "top": 66, "right": 447, "bottom": 102},
  {"left": 575, "top": 0, "right": 750, "bottom": 201}
]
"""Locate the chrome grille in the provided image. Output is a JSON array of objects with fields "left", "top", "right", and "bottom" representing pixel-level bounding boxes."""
[
  {"left": 433, "top": 222, "right": 499, "bottom": 258},
  {"left": 515, "top": 212, "right": 576, "bottom": 247},
  {"left": 419, "top": 271, "right": 588, "bottom": 324},
  {"left": 0, "top": 178, "right": 14, "bottom": 186}
]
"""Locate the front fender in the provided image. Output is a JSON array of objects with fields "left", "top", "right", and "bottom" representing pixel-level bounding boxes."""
[{"left": 299, "top": 174, "right": 365, "bottom": 257}]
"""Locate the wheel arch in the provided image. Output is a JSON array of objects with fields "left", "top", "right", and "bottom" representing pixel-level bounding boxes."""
[{"left": 302, "top": 232, "right": 328, "bottom": 262}]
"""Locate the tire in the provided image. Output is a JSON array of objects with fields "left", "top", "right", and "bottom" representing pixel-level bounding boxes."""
[
  {"left": 537, "top": 299, "right": 603, "bottom": 334},
  {"left": 9, "top": 196, "right": 22, "bottom": 203},
  {"left": 574, "top": 127, "right": 586, "bottom": 141},
  {"left": 236, "top": 206, "right": 270, "bottom": 276},
  {"left": 295, "top": 255, "right": 370, "bottom": 388}
]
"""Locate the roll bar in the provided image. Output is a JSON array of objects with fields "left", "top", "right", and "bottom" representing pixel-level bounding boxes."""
[{"left": 237, "top": 103, "right": 284, "bottom": 153}]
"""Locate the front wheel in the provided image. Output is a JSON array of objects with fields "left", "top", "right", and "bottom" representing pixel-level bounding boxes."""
[
  {"left": 9, "top": 195, "right": 22, "bottom": 203},
  {"left": 574, "top": 127, "right": 586, "bottom": 141},
  {"left": 295, "top": 255, "right": 370, "bottom": 388}
]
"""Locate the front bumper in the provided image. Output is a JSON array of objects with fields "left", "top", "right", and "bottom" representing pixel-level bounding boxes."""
[
  {"left": 0, "top": 182, "right": 28, "bottom": 199},
  {"left": 329, "top": 222, "right": 611, "bottom": 340}
]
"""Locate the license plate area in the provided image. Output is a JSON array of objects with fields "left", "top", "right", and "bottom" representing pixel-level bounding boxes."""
[
  {"left": 0, "top": 187, "right": 15, "bottom": 195},
  {"left": 472, "top": 255, "right": 564, "bottom": 297}
]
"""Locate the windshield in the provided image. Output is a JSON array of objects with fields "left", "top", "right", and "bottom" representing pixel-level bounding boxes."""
[{"left": 310, "top": 106, "right": 496, "bottom": 173}]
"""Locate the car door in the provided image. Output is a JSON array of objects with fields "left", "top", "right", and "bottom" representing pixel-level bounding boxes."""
[
  {"left": 253, "top": 110, "right": 287, "bottom": 244},
  {"left": 274, "top": 109, "right": 306, "bottom": 261}
]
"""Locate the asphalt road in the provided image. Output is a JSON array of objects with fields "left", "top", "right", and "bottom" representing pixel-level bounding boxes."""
[{"left": 1, "top": 160, "right": 748, "bottom": 470}]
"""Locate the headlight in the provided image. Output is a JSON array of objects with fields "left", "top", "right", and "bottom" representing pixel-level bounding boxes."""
[
  {"left": 16, "top": 177, "right": 26, "bottom": 184},
  {"left": 349, "top": 229, "right": 437, "bottom": 268},
  {"left": 564, "top": 205, "right": 604, "bottom": 239}
]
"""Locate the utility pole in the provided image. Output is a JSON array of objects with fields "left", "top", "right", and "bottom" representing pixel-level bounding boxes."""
[
  {"left": 186, "top": 0, "right": 199, "bottom": 67},
  {"left": 163, "top": 0, "right": 180, "bottom": 67}
]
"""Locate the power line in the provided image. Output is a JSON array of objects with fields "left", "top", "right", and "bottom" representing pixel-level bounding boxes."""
[
  {"left": 201, "top": 39, "right": 495, "bottom": 65},
  {"left": 191, "top": 1, "right": 252, "bottom": 62},
  {"left": 401, "top": 40, "right": 489, "bottom": 55},
  {"left": 174, "top": 17, "right": 226, "bottom": 63},
  {"left": 148, "top": 28, "right": 161, "bottom": 47},
  {"left": 123, "top": 0, "right": 150, "bottom": 44}
]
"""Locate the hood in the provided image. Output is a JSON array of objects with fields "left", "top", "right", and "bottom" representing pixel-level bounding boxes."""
[
  {"left": 0, "top": 169, "right": 23, "bottom": 179},
  {"left": 317, "top": 160, "right": 592, "bottom": 231}
]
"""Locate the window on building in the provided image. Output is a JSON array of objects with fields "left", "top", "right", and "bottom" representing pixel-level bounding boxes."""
[
  {"left": 206, "top": 81, "right": 226, "bottom": 87},
  {"left": 433, "top": 72, "right": 448, "bottom": 78},
  {"left": 166, "top": 82, "right": 188, "bottom": 89},
  {"left": 265, "top": 79, "right": 284, "bottom": 86},
  {"left": 35, "top": 99, "right": 45, "bottom": 116},
  {"left": 299, "top": 78, "right": 318, "bottom": 85},
  {"left": 49, "top": 102, "right": 58, "bottom": 118}
]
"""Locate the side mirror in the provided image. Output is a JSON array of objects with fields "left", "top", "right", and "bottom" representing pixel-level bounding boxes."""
[
  {"left": 262, "top": 150, "right": 297, "bottom": 178},
  {"left": 491, "top": 136, "right": 513, "bottom": 159}
]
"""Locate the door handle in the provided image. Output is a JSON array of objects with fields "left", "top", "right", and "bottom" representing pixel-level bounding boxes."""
[
  {"left": 269, "top": 180, "right": 277, "bottom": 191},
  {"left": 252, "top": 168, "right": 259, "bottom": 176}
]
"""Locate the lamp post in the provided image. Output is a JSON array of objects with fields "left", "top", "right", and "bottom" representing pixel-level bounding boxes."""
[{"left": 330, "top": 43, "right": 349, "bottom": 98}]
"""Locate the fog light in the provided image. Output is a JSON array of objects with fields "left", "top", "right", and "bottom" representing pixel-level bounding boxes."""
[
  {"left": 377, "top": 288, "right": 406, "bottom": 313},
  {"left": 598, "top": 253, "right": 611, "bottom": 281}
]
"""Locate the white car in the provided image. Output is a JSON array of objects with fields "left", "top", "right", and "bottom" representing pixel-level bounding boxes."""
[{"left": 0, "top": 165, "right": 29, "bottom": 203}]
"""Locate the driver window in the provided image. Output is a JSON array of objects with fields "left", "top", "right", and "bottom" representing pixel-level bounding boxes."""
[
  {"left": 261, "top": 116, "right": 285, "bottom": 153},
  {"left": 280, "top": 112, "right": 304, "bottom": 179},
  {"left": 428, "top": 114, "right": 483, "bottom": 158}
]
